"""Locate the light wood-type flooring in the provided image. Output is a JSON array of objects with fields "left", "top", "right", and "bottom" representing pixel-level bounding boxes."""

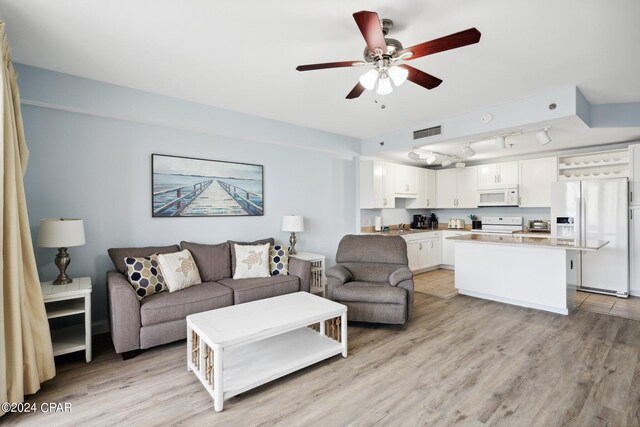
[{"left": 5, "top": 269, "right": 640, "bottom": 426}]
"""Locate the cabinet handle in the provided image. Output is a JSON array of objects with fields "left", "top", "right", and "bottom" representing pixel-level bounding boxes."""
[
  {"left": 427, "top": 199, "right": 430, "bottom": 207},
  {"left": 632, "top": 209, "right": 634, "bottom": 220},
  {"left": 498, "top": 175, "right": 501, "bottom": 183},
  {"left": 419, "top": 243, "right": 422, "bottom": 250},
  {"left": 631, "top": 191, "right": 633, "bottom": 203},
  {"left": 430, "top": 241, "right": 434, "bottom": 248},
  {"left": 494, "top": 175, "right": 497, "bottom": 183},
  {"left": 383, "top": 197, "right": 387, "bottom": 206}
]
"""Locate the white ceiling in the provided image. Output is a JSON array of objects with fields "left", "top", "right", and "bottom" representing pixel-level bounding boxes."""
[{"left": 0, "top": 0, "right": 639, "bottom": 139}]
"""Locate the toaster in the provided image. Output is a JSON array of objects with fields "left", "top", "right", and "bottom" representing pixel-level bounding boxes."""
[
  {"left": 528, "top": 219, "right": 551, "bottom": 232},
  {"left": 448, "top": 218, "right": 466, "bottom": 229}
]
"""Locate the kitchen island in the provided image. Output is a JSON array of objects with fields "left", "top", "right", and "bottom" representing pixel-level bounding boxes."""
[{"left": 448, "top": 234, "right": 608, "bottom": 315}]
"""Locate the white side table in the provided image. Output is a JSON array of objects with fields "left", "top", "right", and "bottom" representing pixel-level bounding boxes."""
[
  {"left": 41, "top": 277, "right": 92, "bottom": 362},
  {"left": 290, "top": 252, "right": 326, "bottom": 297}
]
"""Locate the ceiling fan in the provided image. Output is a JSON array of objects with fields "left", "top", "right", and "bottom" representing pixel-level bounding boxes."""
[{"left": 296, "top": 11, "right": 481, "bottom": 99}]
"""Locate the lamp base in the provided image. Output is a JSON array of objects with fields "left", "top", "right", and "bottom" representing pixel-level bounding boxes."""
[
  {"left": 289, "top": 232, "right": 298, "bottom": 255},
  {"left": 53, "top": 247, "right": 73, "bottom": 285}
]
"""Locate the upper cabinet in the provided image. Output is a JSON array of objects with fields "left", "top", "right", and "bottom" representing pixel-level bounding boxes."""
[
  {"left": 407, "top": 168, "right": 436, "bottom": 209},
  {"left": 394, "top": 165, "right": 418, "bottom": 197},
  {"left": 436, "top": 167, "right": 478, "bottom": 209},
  {"left": 360, "top": 161, "right": 395, "bottom": 209},
  {"left": 519, "top": 157, "right": 558, "bottom": 207},
  {"left": 477, "top": 161, "right": 519, "bottom": 189}
]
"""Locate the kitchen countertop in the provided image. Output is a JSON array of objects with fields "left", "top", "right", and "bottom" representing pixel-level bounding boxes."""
[
  {"left": 360, "top": 229, "right": 441, "bottom": 236},
  {"left": 447, "top": 234, "right": 608, "bottom": 251}
]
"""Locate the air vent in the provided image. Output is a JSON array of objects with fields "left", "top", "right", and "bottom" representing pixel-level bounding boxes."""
[{"left": 413, "top": 125, "right": 442, "bottom": 140}]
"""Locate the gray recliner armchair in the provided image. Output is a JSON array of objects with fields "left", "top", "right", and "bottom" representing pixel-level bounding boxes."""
[{"left": 326, "top": 234, "right": 414, "bottom": 325}]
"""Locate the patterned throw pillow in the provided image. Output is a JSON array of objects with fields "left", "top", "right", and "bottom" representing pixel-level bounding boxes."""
[
  {"left": 270, "top": 245, "right": 290, "bottom": 276},
  {"left": 124, "top": 254, "right": 167, "bottom": 300},
  {"left": 233, "top": 243, "right": 271, "bottom": 279},
  {"left": 157, "top": 249, "right": 203, "bottom": 293}
]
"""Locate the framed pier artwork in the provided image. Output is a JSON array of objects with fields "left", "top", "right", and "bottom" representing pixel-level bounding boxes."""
[{"left": 151, "top": 154, "right": 264, "bottom": 217}]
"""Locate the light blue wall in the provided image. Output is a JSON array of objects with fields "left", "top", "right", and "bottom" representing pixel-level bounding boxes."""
[{"left": 17, "top": 64, "right": 359, "bottom": 327}]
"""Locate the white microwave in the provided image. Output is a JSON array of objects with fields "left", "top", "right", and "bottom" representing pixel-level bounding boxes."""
[{"left": 477, "top": 187, "right": 519, "bottom": 207}]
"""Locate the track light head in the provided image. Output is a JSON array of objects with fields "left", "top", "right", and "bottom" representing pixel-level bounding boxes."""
[
  {"left": 408, "top": 151, "right": 421, "bottom": 161},
  {"left": 536, "top": 130, "right": 551, "bottom": 145},
  {"left": 463, "top": 145, "right": 476, "bottom": 157},
  {"left": 426, "top": 154, "right": 438, "bottom": 165},
  {"left": 441, "top": 159, "right": 453, "bottom": 167},
  {"left": 495, "top": 136, "right": 506, "bottom": 149}
]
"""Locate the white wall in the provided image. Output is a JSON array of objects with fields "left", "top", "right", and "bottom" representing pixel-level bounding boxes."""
[{"left": 18, "top": 64, "right": 358, "bottom": 326}]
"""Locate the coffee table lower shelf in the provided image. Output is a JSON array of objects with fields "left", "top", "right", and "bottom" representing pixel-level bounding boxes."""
[{"left": 188, "top": 326, "right": 344, "bottom": 410}]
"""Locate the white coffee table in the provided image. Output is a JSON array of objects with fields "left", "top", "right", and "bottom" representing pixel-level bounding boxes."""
[{"left": 186, "top": 292, "right": 347, "bottom": 412}]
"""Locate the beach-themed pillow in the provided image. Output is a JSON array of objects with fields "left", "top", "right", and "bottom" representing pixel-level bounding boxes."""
[
  {"left": 157, "top": 249, "right": 202, "bottom": 292},
  {"left": 270, "top": 245, "right": 290, "bottom": 276},
  {"left": 125, "top": 254, "right": 167, "bottom": 300},
  {"left": 233, "top": 243, "right": 270, "bottom": 279}
]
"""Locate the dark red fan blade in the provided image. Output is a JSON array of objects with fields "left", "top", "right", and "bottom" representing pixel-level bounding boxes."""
[
  {"left": 400, "top": 28, "right": 481, "bottom": 61},
  {"left": 346, "top": 82, "right": 366, "bottom": 99},
  {"left": 296, "top": 61, "right": 364, "bottom": 71},
  {"left": 400, "top": 65, "right": 443, "bottom": 90},
  {"left": 353, "top": 11, "right": 387, "bottom": 55}
]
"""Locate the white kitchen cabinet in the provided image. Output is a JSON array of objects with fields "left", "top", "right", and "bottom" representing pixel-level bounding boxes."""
[
  {"left": 403, "top": 232, "right": 441, "bottom": 272},
  {"left": 477, "top": 161, "right": 519, "bottom": 189},
  {"left": 630, "top": 145, "right": 640, "bottom": 206},
  {"left": 406, "top": 168, "right": 436, "bottom": 209},
  {"left": 436, "top": 168, "right": 457, "bottom": 208},
  {"left": 394, "top": 165, "right": 418, "bottom": 197},
  {"left": 441, "top": 230, "right": 471, "bottom": 266},
  {"left": 519, "top": 157, "right": 558, "bottom": 207},
  {"left": 630, "top": 207, "right": 640, "bottom": 296},
  {"left": 360, "top": 161, "right": 395, "bottom": 209},
  {"left": 457, "top": 166, "right": 478, "bottom": 208},
  {"left": 436, "top": 167, "right": 477, "bottom": 209}
]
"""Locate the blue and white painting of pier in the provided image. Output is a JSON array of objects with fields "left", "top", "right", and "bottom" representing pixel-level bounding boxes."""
[{"left": 152, "top": 154, "right": 264, "bottom": 217}]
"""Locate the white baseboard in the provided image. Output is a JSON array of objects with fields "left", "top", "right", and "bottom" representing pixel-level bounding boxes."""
[
  {"left": 630, "top": 290, "right": 640, "bottom": 298},
  {"left": 93, "top": 320, "right": 109, "bottom": 335}
]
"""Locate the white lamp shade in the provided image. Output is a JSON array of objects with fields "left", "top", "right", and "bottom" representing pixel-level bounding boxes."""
[
  {"left": 359, "top": 69, "right": 378, "bottom": 90},
  {"left": 376, "top": 76, "right": 393, "bottom": 95},
  {"left": 282, "top": 215, "right": 304, "bottom": 232},
  {"left": 388, "top": 65, "right": 408, "bottom": 86},
  {"left": 38, "top": 218, "right": 86, "bottom": 248}
]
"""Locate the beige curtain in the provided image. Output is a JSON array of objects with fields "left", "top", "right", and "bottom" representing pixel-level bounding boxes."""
[{"left": 0, "top": 21, "right": 55, "bottom": 415}]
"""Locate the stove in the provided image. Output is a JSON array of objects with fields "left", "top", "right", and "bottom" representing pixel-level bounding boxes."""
[{"left": 472, "top": 216, "right": 523, "bottom": 234}]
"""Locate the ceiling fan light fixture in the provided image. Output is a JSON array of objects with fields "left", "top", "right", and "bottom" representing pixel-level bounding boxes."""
[
  {"left": 495, "top": 136, "right": 506, "bottom": 149},
  {"left": 441, "top": 159, "right": 453, "bottom": 167},
  {"left": 463, "top": 145, "right": 476, "bottom": 157},
  {"left": 376, "top": 74, "right": 393, "bottom": 95},
  {"left": 536, "top": 129, "right": 551, "bottom": 145},
  {"left": 388, "top": 65, "right": 408, "bottom": 86},
  {"left": 426, "top": 154, "right": 438, "bottom": 165},
  {"left": 359, "top": 69, "right": 378, "bottom": 90}
]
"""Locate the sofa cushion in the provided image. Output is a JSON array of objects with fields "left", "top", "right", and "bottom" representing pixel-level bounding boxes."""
[
  {"left": 124, "top": 254, "right": 167, "bottom": 300},
  {"left": 108, "top": 245, "right": 180, "bottom": 275},
  {"left": 218, "top": 275, "right": 299, "bottom": 304},
  {"left": 332, "top": 281, "right": 407, "bottom": 305},
  {"left": 180, "top": 241, "right": 231, "bottom": 281},
  {"left": 228, "top": 238, "right": 274, "bottom": 275},
  {"left": 270, "top": 245, "right": 290, "bottom": 276},
  {"left": 139, "top": 281, "right": 232, "bottom": 326}
]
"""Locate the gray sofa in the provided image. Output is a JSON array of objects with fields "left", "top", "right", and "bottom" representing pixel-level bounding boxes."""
[
  {"left": 326, "top": 234, "right": 414, "bottom": 325},
  {"left": 107, "top": 238, "right": 311, "bottom": 359}
]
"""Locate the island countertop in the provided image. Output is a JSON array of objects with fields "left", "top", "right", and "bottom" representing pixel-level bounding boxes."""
[{"left": 447, "top": 234, "right": 608, "bottom": 251}]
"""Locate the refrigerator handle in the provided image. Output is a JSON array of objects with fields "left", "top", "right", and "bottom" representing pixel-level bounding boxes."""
[{"left": 581, "top": 197, "right": 586, "bottom": 242}]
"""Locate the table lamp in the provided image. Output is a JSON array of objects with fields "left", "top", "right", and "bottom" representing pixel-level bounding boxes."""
[
  {"left": 282, "top": 215, "right": 304, "bottom": 255},
  {"left": 38, "top": 218, "right": 86, "bottom": 285}
]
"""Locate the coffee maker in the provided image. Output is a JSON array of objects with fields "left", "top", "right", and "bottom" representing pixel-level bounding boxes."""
[
  {"left": 429, "top": 213, "right": 439, "bottom": 230},
  {"left": 411, "top": 214, "right": 427, "bottom": 229}
]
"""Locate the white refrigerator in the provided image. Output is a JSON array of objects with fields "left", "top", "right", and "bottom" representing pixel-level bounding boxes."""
[{"left": 550, "top": 178, "right": 629, "bottom": 296}]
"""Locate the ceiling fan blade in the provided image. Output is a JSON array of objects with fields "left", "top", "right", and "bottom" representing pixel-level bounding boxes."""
[
  {"left": 346, "top": 82, "right": 366, "bottom": 99},
  {"left": 296, "top": 60, "right": 366, "bottom": 72},
  {"left": 353, "top": 11, "right": 387, "bottom": 55},
  {"left": 400, "top": 65, "right": 443, "bottom": 90},
  {"left": 400, "top": 28, "right": 481, "bottom": 61}
]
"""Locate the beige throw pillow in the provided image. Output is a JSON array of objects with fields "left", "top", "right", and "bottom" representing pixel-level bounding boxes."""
[
  {"left": 157, "top": 249, "right": 202, "bottom": 292},
  {"left": 233, "top": 243, "right": 270, "bottom": 279}
]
